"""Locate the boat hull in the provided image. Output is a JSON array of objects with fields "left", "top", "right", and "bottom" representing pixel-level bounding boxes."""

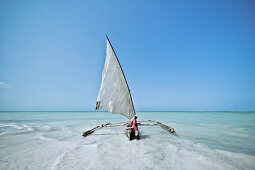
[{"left": 125, "top": 128, "right": 134, "bottom": 141}]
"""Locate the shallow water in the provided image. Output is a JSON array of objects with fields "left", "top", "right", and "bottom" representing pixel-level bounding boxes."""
[{"left": 0, "top": 111, "right": 255, "bottom": 170}]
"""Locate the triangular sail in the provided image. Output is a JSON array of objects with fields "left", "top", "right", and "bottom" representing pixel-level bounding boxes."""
[{"left": 96, "top": 36, "right": 135, "bottom": 119}]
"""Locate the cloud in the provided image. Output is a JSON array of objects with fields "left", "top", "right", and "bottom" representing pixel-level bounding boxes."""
[{"left": 0, "top": 81, "right": 10, "bottom": 88}]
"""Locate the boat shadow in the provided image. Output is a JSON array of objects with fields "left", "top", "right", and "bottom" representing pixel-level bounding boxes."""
[{"left": 140, "top": 135, "right": 150, "bottom": 139}]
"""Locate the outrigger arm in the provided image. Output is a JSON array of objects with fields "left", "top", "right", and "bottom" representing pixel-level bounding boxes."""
[{"left": 82, "top": 120, "right": 175, "bottom": 137}]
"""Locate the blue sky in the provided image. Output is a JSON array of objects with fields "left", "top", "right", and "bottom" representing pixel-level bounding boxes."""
[{"left": 0, "top": 0, "right": 255, "bottom": 111}]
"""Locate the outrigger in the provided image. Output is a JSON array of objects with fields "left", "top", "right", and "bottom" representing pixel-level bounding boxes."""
[
  {"left": 82, "top": 35, "right": 175, "bottom": 140},
  {"left": 83, "top": 120, "right": 175, "bottom": 140}
]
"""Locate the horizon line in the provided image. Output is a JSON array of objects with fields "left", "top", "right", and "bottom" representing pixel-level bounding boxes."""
[{"left": 0, "top": 110, "right": 254, "bottom": 112}]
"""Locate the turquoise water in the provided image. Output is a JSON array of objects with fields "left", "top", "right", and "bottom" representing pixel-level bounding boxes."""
[{"left": 0, "top": 111, "right": 255, "bottom": 169}]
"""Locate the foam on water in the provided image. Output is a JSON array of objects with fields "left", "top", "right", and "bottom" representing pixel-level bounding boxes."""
[{"left": 0, "top": 111, "right": 255, "bottom": 170}]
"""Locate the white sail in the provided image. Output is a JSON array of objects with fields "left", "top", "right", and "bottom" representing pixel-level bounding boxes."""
[{"left": 96, "top": 37, "right": 135, "bottom": 119}]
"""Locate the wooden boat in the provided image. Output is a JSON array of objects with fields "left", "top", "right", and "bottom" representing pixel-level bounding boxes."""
[{"left": 83, "top": 35, "right": 175, "bottom": 140}]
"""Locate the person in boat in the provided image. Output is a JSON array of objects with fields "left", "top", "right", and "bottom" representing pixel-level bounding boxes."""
[{"left": 130, "top": 115, "right": 140, "bottom": 140}]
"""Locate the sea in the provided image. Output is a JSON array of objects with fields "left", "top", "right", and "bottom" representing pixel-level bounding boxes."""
[{"left": 0, "top": 111, "right": 254, "bottom": 170}]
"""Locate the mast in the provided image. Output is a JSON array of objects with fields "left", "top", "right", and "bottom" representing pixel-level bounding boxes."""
[{"left": 105, "top": 35, "right": 136, "bottom": 118}]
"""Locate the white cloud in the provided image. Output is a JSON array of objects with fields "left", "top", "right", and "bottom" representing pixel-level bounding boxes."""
[{"left": 0, "top": 81, "right": 10, "bottom": 88}]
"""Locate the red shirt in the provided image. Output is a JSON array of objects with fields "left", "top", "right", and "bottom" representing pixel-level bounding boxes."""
[{"left": 131, "top": 118, "right": 138, "bottom": 131}]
